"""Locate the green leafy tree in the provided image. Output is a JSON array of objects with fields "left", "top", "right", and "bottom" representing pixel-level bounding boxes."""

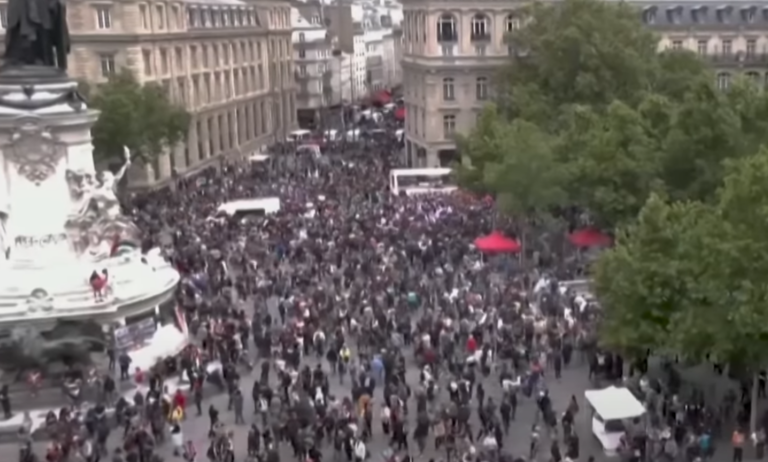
[
  {"left": 660, "top": 79, "right": 747, "bottom": 202},
  {"left": 557, "top": 101, "right": 663, "bottom": 229},
  {"left": 593, "top": 194, "right": 722, "bottom": 360},
  {"left": 499, "top": 0, "right": 661, "bottom": 125},
  {"left": 458, "top": 105, "right": 566, "bottom": 262},
  {"left": 88, "top": 70, "right": 190, "bottom": 162}
]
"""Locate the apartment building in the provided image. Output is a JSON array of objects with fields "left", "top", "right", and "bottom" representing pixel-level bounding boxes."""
[{"left": 0, "top": 0, "right": 296, "bottom": 185}]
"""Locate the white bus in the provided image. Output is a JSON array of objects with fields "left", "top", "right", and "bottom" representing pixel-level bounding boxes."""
[{"left": 389, "top": 168, "right": 457, "bottom": 195}]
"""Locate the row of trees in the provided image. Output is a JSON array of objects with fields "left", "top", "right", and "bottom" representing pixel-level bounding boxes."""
[
  {"left": 81, "top": 70, "right": 190, "bottom": 163},
  {"left": 457, "top": 0, "right": 768, "bottom": 406}
]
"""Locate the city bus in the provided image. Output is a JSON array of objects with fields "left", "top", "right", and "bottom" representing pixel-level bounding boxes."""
[{"left": 389, "top": 168, "right": 457, "bottom": 195}]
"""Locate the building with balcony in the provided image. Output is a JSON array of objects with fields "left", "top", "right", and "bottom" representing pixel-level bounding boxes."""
[
  {"left": 0, "top": 0, "right": 297, "bottom": 186},
  {"left": 291, "top": 4, "right": 336, "bottom": 127},
  {"left": 647, "top": 3, "right": 768, "bottom": 89},
  {"left": 401, "top": 0, "right": 768, "bottom": 168}
]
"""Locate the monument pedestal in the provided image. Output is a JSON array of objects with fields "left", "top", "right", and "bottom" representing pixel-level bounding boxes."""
[{"left": 0, "top": 66, "right": 179, "bottom": 328}]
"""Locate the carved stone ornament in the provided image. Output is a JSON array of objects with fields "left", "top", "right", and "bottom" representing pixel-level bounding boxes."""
[
  {"left": 3, "top": 119, "right": 65, "bottom": 184},
  {"left": 27, "top": 288, "right": 54, "bottom": 313}
]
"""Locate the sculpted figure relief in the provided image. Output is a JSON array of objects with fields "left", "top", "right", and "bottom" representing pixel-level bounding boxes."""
[
  {"left": 91, "top": 147, "right": 131, "bottom": 220},
  {"left": 64, "top": 148, "right": 140, "bottom": 260}
]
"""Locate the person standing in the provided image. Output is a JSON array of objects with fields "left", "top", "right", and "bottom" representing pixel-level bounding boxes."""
[{"left": 733, "top": 427, "right": 745, "bottom": 462}]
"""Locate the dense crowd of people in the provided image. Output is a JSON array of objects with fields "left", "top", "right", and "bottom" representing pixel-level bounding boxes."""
[{"left": 13, "top": 103, "right": 748, "bottom": 462}]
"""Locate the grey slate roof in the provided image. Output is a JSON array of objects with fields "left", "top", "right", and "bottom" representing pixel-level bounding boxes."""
[{"left": 624, "top": 0, "right": 768, "bottom": 28}]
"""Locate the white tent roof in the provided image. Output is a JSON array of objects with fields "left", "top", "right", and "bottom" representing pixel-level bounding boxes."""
[{"left": 584, "top": 386, "right": 645, "bottom": 421}]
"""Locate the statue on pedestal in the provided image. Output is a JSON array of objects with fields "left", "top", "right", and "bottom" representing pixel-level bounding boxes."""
[{"left": 3, "top": 0, "right": 70, "bottom": 70}]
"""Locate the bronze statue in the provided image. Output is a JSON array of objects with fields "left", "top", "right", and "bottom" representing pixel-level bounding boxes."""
[{"left": 4, "top": 0, "right": 70, "bottom": 70}]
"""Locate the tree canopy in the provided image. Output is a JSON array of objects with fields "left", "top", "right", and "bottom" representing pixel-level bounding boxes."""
[
  {"left": 456, "top": 0, "right": 768, "bottom": 375},
  {"left": 457, "top": 0, "right": 768, "bottom": 230},
  {"left": 86, "top": 70, "right": 190, "bottom": 162}
]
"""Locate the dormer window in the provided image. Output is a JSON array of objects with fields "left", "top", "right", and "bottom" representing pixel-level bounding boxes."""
[
  {"left": 643, "top": 6, "right": 657, "bottom": 25},
  {"left": 716, "top": 6, "right": 732, "bottom": 23},
  {"left": 741, "top": 6, "right": 756, "bottom": 23},
  {"left": 691, "top": 6, "right": 708, "bottom": 23},
  {"left": 666, "top": 6, "right": 683, "bottom": 24}
]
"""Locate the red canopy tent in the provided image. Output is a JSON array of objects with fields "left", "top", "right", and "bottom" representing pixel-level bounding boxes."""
[
  {"left": 568, "top": 228, "right": 612, "bottom": 247},
  {"left": 394, "top": 107, "right": 405, "bottom": 120},
  {"left": 372, "top": 90, "right": 392, "bottom": 106},
  {"left": 474, "top": 232, "right": 522, "bottom": 253}
]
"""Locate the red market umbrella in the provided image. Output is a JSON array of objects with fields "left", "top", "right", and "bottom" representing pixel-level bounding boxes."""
[
  {"left": 474, "top": 232, "right": 522, "bottom": 253},
  {"left": 568, "top": 228, "right": 612, "bottom": 247},
  {"left": 394, "top": 107, "right": 405, "bottom": 120},
  {"left": 373, "top": 90, "right": 391, "bottom": 105}
]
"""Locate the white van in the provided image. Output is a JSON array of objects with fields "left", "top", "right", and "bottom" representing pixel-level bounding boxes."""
[{"left": 216, "top": 197, "right": 281, "bottom": 218}]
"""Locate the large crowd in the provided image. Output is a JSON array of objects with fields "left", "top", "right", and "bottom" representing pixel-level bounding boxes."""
[{"left": 10, "top": 103, "right": 749, "bottom": 462}]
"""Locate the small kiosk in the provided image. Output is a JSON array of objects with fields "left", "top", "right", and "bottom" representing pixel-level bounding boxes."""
[{"left": 584, "top": 386, "right": 645, "bottom": 456}]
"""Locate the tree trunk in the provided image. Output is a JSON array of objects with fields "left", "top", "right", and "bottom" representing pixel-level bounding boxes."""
[{"left": 751, "top": 372, "right": 759, "bottom": 434}]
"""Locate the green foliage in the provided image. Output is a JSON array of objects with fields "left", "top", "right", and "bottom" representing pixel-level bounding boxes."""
[
  {"left": 88, "top": 70, "right": 190, "bottom": 162},
  {"left": 457, "top": 0, "right": 768, "bottom": 365},
  {"left": 500, "top": 0, "right": 660, "bottom": 124},
  {"left": 596, "top": 150, "right": 768, "bottom": 367},
  {"left": 461, "top": 0, "right": 768, "bottom": 230}
]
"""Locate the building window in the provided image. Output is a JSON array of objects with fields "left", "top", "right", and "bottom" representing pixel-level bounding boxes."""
[
  {"left": 643, "top": 7, "right": 657, "bottom": 25},
  {"left": 697, "top": 39, "right": 708, "bottom": 56},
  {"left": 190, "top": 45, "right": 198, "bottom": 69},
  {"left": 722, "top": 39, "right": 732, "bottom": 56},
  {"left": 743, "top": 6, "right": 756, "bottom": 23},
  {"left": 298, "top": 65, "right": 307, "bottom": 76},
  {"left": 442, "top": 77, "right": 455, "bottom": 101},
  {"left": 505, "top": 14, "right": 520, "bottom": 32},
  {"left": 471, "top": 14, "right": 488, "bottom": 40},
  {"left": 746, "top": 71, "right": 760, "bottom": 86},
  {"left": 717, "top": 72, "right": 731, "bottom": 90},
  {"left": 667, "top": 6, "right": 683, "bottom": 24},
  {"left": 747, "top": 39, "right": 756, "bottom": 58},
  {"left": 95, "top": 6, "right": 112, "bottom": 30},
  {"left": 441, "top": 45, "right": 454, "bottom": 56},
  {"left": 311, "top": 15, "right": 321, "bottom": 25},
  {"left": 437, "top": 14, "right": 456, "bottom": 42},
  {"left": 671, "top": 40, "right": 682, "bottom": 50},
  {"left": 171, "top": 5, "right": 180, "bottom": 28},
  {"left": 100, "top": 54, "right": 116, "bottom": 78},
  {"left": 156, "top": 5, "right": 165, "bottom": 29},
  {"left": 716, "top": 6, "right": 732, "bottom": 23},
  {"left": 474, "top": 45, "right": 486, "bottom": 56},
  {"left": 299, "top": 33, "right": 306, "bottom": 42},
  {"left": 142, "top": 50, "right": 152, "bottom": 75},
  {"left": 139, "top": 4, "right": 148, "bottom": 29},
  {"left": 298, "top": 49, "right": 306, "bottom": 59},
  {"left": 476, "top": 77, "right": 488, "bottom": 100},
  {"left": 443, "top": 115, "right": 456, "bottom": 138}
]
